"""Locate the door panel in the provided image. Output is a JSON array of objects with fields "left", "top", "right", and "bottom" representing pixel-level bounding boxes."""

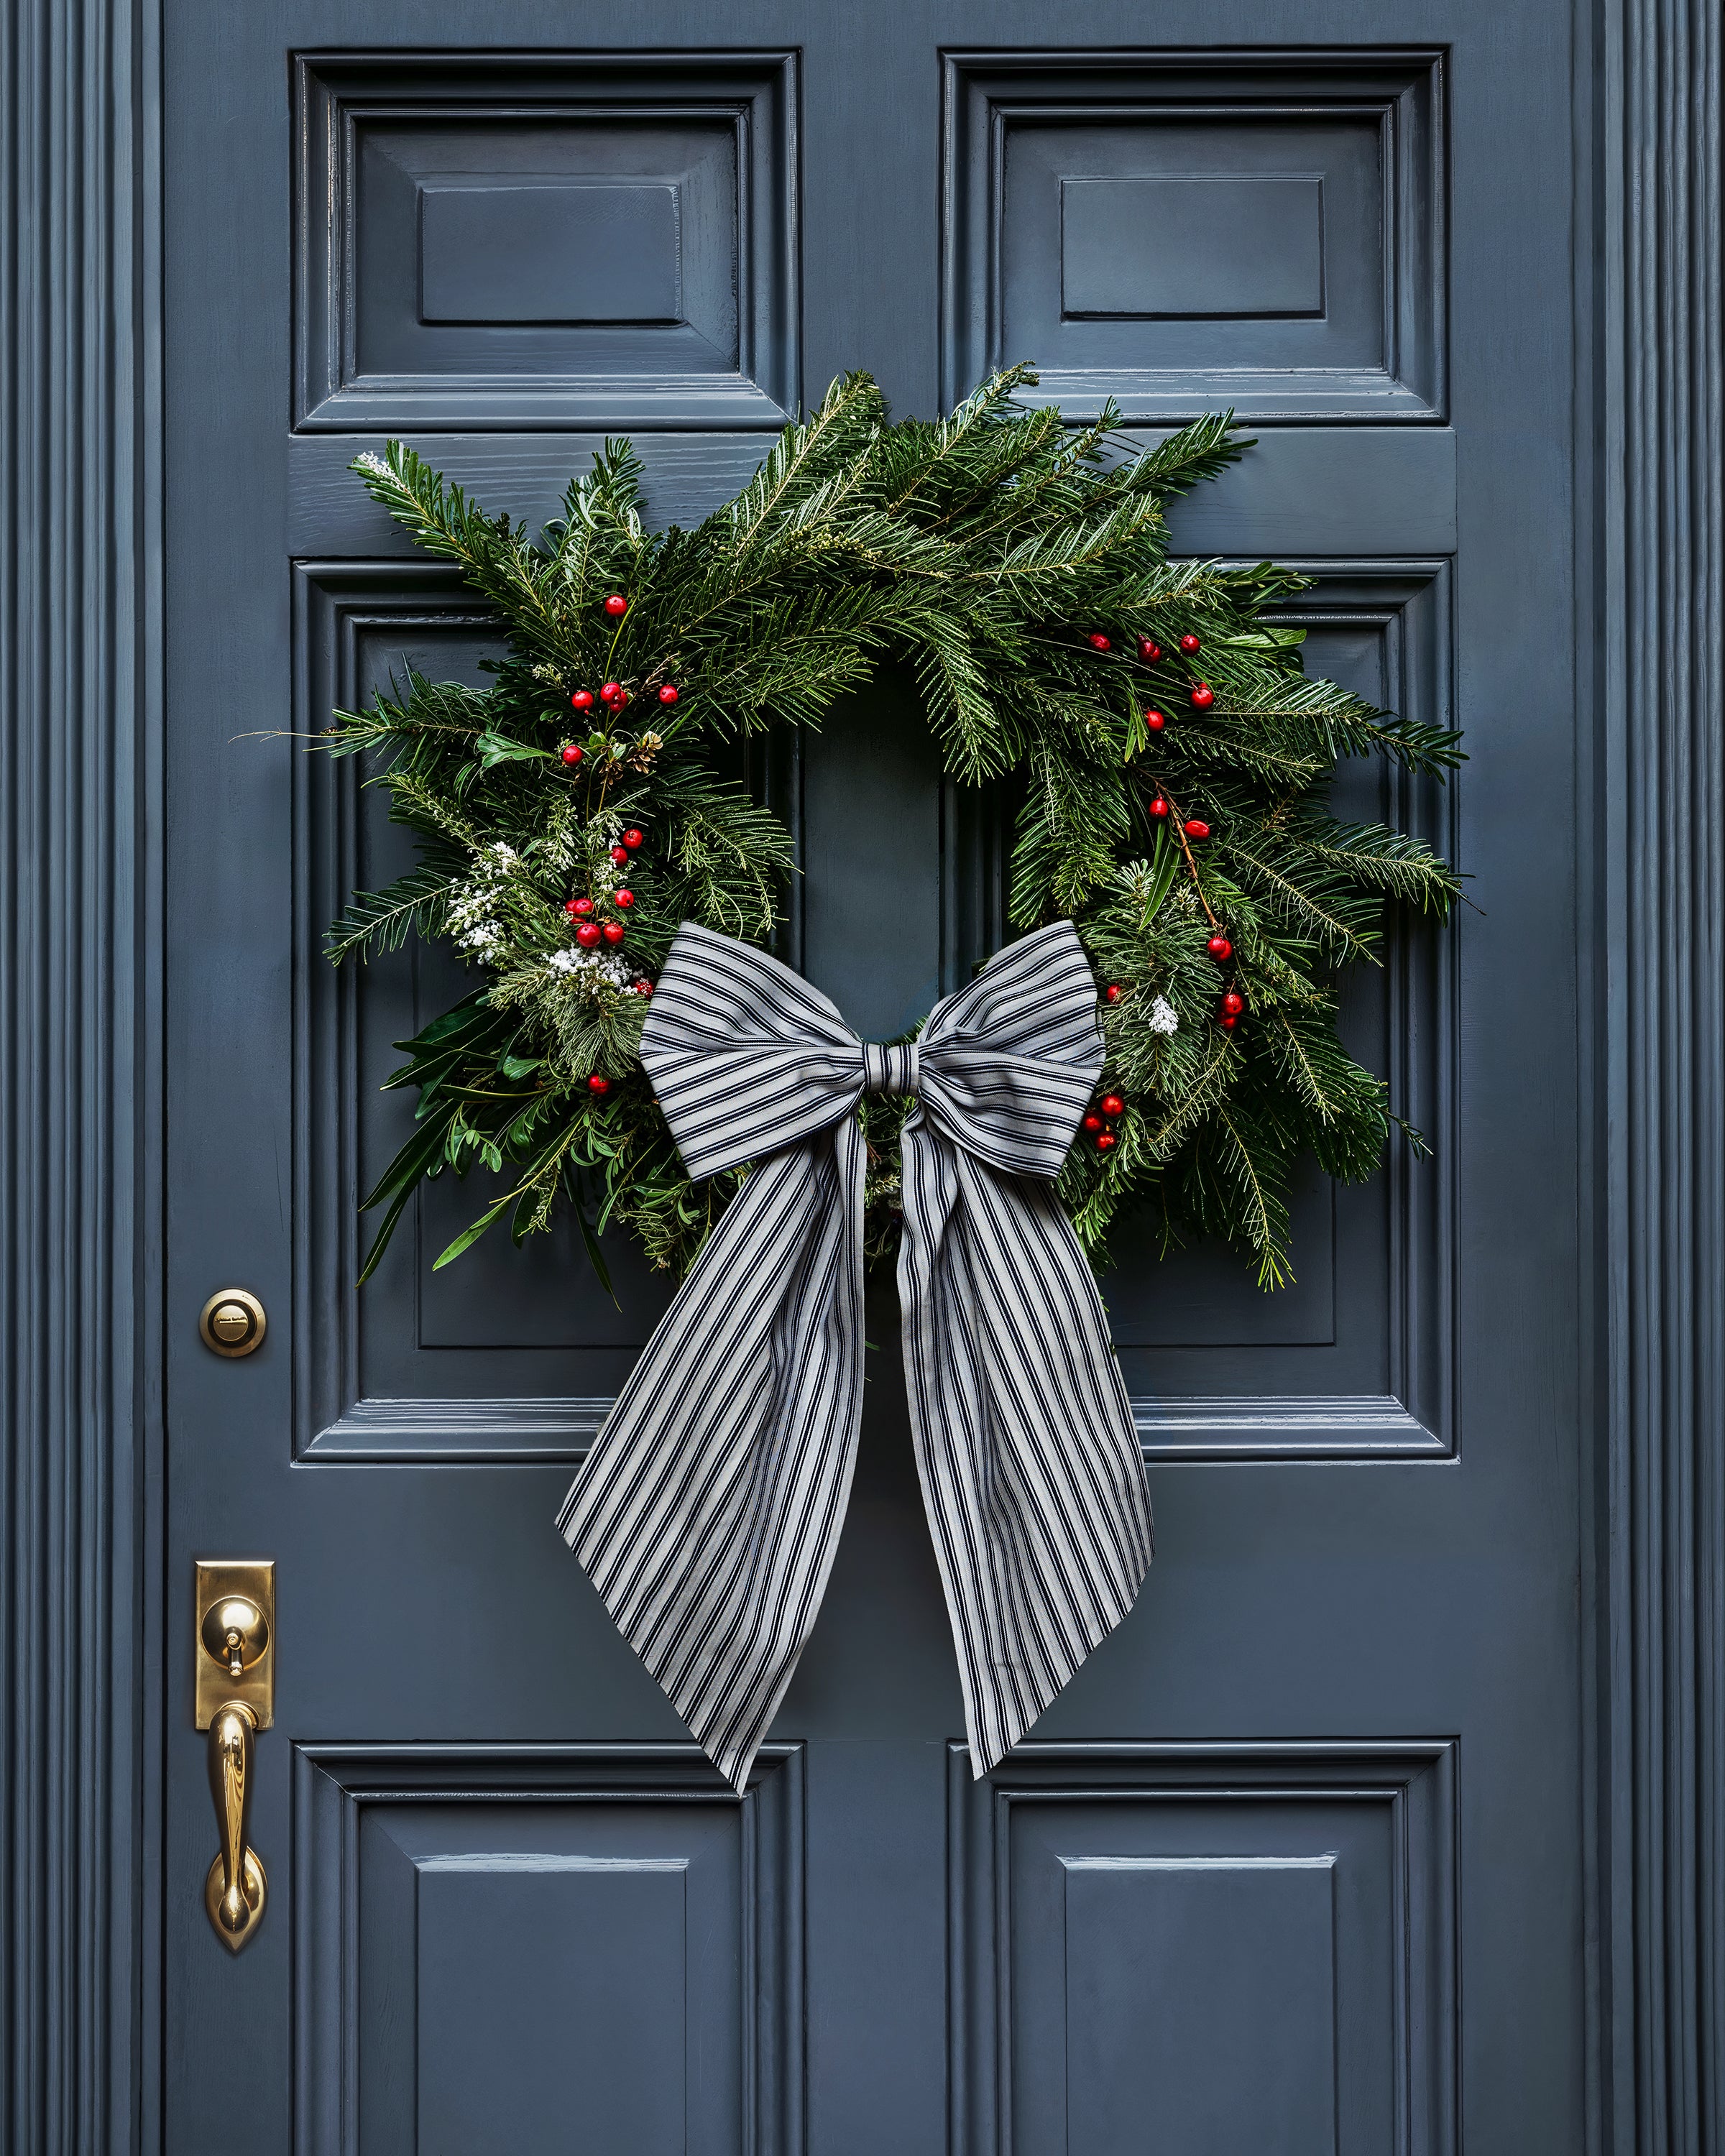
[
  {"left": 294, "top": 52, "right": 800, "bottom": 431},
  {"left": 295, "top": 1748, "right": 802, "bottom": 2156},
  {"left": 954, "top": 1745, "right": 1456, "bottom": 2156},
  {"left": 942, "top": 51, "right": 1446, "bottom": 424},
  {"left": 165, "top": 5, "right": 1582, "bottom": 2153},
  {"left": 295, "top": 563, "right": 1458, "bottom": 1462}
]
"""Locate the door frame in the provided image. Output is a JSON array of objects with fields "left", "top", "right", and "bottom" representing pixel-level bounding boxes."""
[{"left": 1, "top": 2, "right": 1715, "bottom": 2148}]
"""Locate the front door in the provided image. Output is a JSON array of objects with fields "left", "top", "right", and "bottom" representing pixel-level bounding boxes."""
[{"left": 164, "top": 7, "right": 1584, "bottom": 2151}]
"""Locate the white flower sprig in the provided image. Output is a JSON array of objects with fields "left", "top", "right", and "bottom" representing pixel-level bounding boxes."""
[
  {"left": 446, "top": 842, "right": 520, "bottom": 964},
  {"left": 547, "top": 945, "right": 635, "bottom": 997}
]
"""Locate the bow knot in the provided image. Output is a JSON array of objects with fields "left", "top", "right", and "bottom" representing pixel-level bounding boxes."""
[
  {"left": 558, "top": 919, "right": 1154, "bottom": 1791},
  {"left": 862, "top": 1041, "right": 919, "bottom": 1096}
]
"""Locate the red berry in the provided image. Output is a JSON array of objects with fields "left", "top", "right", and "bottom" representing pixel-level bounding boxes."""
[
  {"left": 564, "top": 898, "right": 579, "bottom": 916},
  {"left": 604, "top": 594, "right": 628, "bottom": 617},
  {"left": 1190, "top": 683, "right": 1214, "bottom": 709},
  {"left": 1220, "top": 1013, "right": 1239, "bottom": 1032},
  {"left": 600, "top": 680, "right": 623, "bottom": 704},
  {"left": 576, "top": 923, "right": 602, "bottom": 949},
  {"left": 588, "top": 1074, "right": 611, "bottom": 1094},
  {"left": 1088, "top": 632, "right": 1112, "bottom": 651},
  {"left": 561, "top": 744, "right": 584, "bottom": 765},
  {"left": 1095, "top": 1131, "right": 1118, "bottom": 1151},
  {"left": 1105, "top": 984, "right": 1123, "bottom": 1003},
  {"left": 622, "top": 828, "right": 644, "bottom": 849},
  {"left": 569, "top": 896, "right": 594, "bottom": 918},
  {"left": 610, "top": 845, "right": 630, "bottom": 866},
  {"left": 1206, "top": 934, "right": 1233, "bottom": 961},
  {"left": 1179, "top": 632, "right": 1201, "bottom": 655},
  {"left": 613, "top": 888, "right": 634, "bottom": 908},
  {"left": 1144, "top": 708, "right": 1167, "bottom": 733},
  {"left": 1184, "top": 818, "right": 1211, "bottom": 840},
  {"left": 570, "top": 689, "right": 595, "bottom": 711},
  {"left": 1100, "top": 1093, "right": 1126, "bottom": 1118},
  {"left": 602, "top": 921, "right": 627, "bottom": 945},
  {"left": 658, "top": 684, "right": 679, "bottom": 705},
  {"left": 634, "top": 980, "right": 653, "bottom": 997},
  {"left": 1149, "top": 795, "right": 1169, "bottom": 819},
  {"left": 1137, "top": 637, "right": 1162, "bottom": 663},
  {"left": 1222, "top": 990, "right": 1246, "bottom": 1016},
  {"left": 1082, "top": 1113, "right": 1103, "bottom": 1133}
]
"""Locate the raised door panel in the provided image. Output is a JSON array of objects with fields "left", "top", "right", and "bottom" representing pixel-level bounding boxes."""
[
  {"left": 942, "top": 50, "right": 1445, "bottom": 421},
  {"left": 290, "top": 561, "right": 1455, "bottom": 1462},
  {"left": 1114, "top": 566, "right": 1455, "bottom": 1455},
  {"left": 951, "top": 1744, "right": 1456, "bottom": 2156},
  {"left": 295, "top": 53, "right": 800, "bottom": 430},
  {"left": 293, "top": 1745, "right": 804, "bottom": 2156}
]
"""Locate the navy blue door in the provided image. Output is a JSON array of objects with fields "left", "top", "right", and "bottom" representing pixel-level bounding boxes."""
[{"left": 163, "top": 11, "right": 1582, "bottom": 2153}]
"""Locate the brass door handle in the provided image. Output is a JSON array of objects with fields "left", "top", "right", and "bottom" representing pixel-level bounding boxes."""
[
  {"left": 205, "top": 1703, "right": 266, "bottom": 1950},
  {"left": 195, "top": 1560, "right": 274, "bottom": 1953}
]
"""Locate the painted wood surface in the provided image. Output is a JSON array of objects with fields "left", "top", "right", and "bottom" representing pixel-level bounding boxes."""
[{"left": 1, "top": 1, "right": 1720, "bottom": 2152}]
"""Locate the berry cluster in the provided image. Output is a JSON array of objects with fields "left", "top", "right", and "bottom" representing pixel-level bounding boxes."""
[
  {"left": 1086, "top": 622, "right": 1253, "bottom": 1038},
  {"left": 1084, "top": 624, "right": 1215, "bottom": 732},
  {"left": 561, "top": 596, "right": 681, "bottom": 737},
  {"left": 557, "top": 594, "right": 673, "bottom": 1095},
  {"left": 1082, "top": 1091, "right": 1128, "bottom": 1153},
  {"left": 563, "top": 828, "right": 645, "bottom": 953},
  {"left": 1204, "top": 932, "right": 1246, "bottom": 1035},
  {"left": 1144, "top": 790, "right": 1209, "bottom": 844}
]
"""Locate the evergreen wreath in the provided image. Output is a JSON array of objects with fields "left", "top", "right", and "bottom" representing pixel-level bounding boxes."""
[{"left": 323, "top": 364, "right": 1462, "bottom": 1291}]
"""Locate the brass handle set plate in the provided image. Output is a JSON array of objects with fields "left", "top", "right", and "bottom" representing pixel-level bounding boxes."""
[{"left": 195, "top": 1559, "right": 274, "bottom": 1953}]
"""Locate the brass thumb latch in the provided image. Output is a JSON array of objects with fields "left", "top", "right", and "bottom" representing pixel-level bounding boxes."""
[{"left": 195, "top": 1560, "right": 274, "bottom": 1953}]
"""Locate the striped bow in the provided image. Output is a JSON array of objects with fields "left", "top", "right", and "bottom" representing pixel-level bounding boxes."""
[{"left": 556, "top": 920, "right": 1154, "bottom": 1790}]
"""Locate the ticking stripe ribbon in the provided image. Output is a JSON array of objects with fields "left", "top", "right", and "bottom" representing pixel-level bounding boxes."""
[{"left": 556, "top": 920, "right": 1154, "bottom": 1791}]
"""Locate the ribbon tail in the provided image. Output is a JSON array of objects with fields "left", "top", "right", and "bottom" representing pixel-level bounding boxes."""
[
  {"left": 898, "top": 1130, "right": 1154, "bottom": 1778},
  {"left": 556, "top": 1120, "right": 868, "bottom": 1791}
]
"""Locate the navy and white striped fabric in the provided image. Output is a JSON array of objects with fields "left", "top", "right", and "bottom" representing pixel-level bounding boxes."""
[{"left": 556, "top": 920, "right": 1154, "bottom": 1790}]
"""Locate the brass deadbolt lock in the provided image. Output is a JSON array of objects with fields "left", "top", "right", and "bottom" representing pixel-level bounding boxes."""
[{"left": 199, "top": 1288, "right": 266, "bottom": 1358}]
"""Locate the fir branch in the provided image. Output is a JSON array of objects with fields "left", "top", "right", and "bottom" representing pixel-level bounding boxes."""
[
  {"left": 326, "top": 863, "right": 463, "bottom": 964},
  {"left": 322, "top": 364, "right": 1462, "bottom": 1291},
  {"left": 1128, "top": 411, "right": 1251, "bottom": 496},
  {"left": 1288, "top": 818, "right": 1463, "bottom": 913}
]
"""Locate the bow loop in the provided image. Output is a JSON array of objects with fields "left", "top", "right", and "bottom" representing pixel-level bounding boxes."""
[
  {"left": 639, "top": 923, "right": 864, "bottom": 1179},
  {"left": 559, "top": 919, "right": 1152, "bottom": 1792},
  {"left": 912, "top": 921, "right": 1105, "bottom": 1180}
]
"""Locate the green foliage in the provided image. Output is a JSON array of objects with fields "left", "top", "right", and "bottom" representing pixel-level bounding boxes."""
[{"left": 326, "top": 368, "right": 1462, "bottom": 1289}]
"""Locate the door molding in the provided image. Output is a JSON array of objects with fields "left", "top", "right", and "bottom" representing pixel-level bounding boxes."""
[
  {"left": 1, "top": 2, "right": 1718, "bottom": 2151},
  {"left": 1, "top": 0, "right": 160, "bottom": 2149},
  {"left": 1593, "top": 0, "right": 1725, "bottom": 2149}
]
